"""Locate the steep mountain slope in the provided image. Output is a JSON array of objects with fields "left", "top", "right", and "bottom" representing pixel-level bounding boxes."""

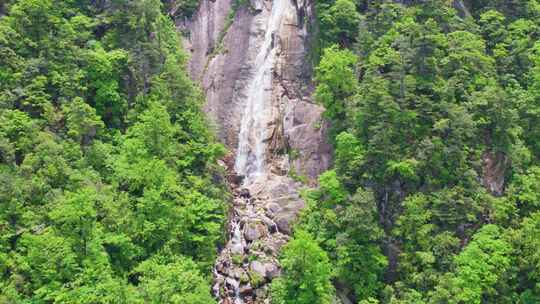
[
  {"left": 179, "top": 0, "right": 331, "bottom": 302},
  {"left": 0, "top": 1, "right": 225, "bottom": 302},
  {"left": 292, "top": 1, "right": 540, "bottom": 303},
  {"left": 2, "top": 1, "right": 540, "bottom": 303}
]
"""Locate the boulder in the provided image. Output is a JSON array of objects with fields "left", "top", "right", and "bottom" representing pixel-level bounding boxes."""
[
  {"left": 265, "top": 202, "right": 281, "bottom": 217},
  {"left": 264, "top": 263, "right": 280, "bottom": 279},
  {"left": 239, "top": 284, "right": 253, "bottom": 296},
  {"left": 261, "top": 216, "right": 278, "bottom": 233},
  {"left": 240, "top": 188, "right": 250, "bottom": 198},
  {"left": 244, "top": 222, "right": 267, "bottom": 241},
  {"left": 250, "top": 261, "right": 267, "bottom": 279},
  {"left": 275, "top": 215, "right": 294, "bottom": 235},
  {"left": 225, "top": 277, "right": 239, "bottom": 290}
]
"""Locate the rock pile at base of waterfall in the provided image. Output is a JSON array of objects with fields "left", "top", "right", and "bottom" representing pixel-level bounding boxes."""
[{"left": 213, "top": 174, "right": 305, "bottom": 304}]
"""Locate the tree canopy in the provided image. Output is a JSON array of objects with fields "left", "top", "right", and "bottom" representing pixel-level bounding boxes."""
[
  {"left": 292, "top": 0, "right": 540, "bottom": 303},
  {"left": 0, "top": 0, "right": 225, "bottom": 302}
]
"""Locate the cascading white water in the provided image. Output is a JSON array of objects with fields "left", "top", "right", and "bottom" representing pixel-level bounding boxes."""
[
  {"left": 234, "top": 0, "right": 288, "bottom": 182},
  {"left": 230, "top": 220, "right": 244, "bottom": 304},
  {"left": 212, "top": 1, "right": 300, "bottom": 303},
  {"left": 213, "top": 215, "right": 245, "bottom": 303}
]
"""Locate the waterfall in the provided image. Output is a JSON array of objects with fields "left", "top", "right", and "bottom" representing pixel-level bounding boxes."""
[
  {"left": 234, "top": 0, "right": 287, "bottom": 182},
  {"left": 205, "top": 0, "right": 319, "bottom": 303}
]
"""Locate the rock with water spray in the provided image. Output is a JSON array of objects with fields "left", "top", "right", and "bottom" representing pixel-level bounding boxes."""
[
  {"left": 180, "top": 0, "right": 331, "bottom": 302},
  {"left": 244, "top": 221, "right": 267, "bottom": 241}
]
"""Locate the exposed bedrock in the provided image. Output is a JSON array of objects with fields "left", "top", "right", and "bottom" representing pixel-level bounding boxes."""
[
  {"left": 180, "top": 0, "right": 331, "bottom": 182},
  {"left": 178, "top": 0, "right": 331, "bottom": 302}
]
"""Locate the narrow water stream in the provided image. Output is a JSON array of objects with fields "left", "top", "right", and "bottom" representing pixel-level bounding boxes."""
[
  {"left": 213, "top": 182, "right": 291, "bottom": 304},
  {"left": 234, "top": 0, "right": 287, "bottom": 181},
  {"left": 213, "top": 1, "right": 293, "bottom": 303}
]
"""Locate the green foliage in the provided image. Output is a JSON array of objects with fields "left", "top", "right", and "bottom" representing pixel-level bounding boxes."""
[
  {"left": 430, "top": 225, "right": 512, "bottom": 303},
  {"left": 334, "top": 131, "right": 364, "bottom": 190},
  {"left": 84, "top": 44, "right": 127, "bottom": 128},
  {"left": 303, "top": 0, "right": 540, "bottom": 302},
  {"left": 524, "top": 41, "right": 540, "bottom": 156},
  {"left": 62, "top": 97, "right": 104, "bottom": 144},
  {"left": 314, "top": 45, "right": 357, "bottom": 137},
  {"left": 317, "top": 0, "right": 360, "bottom": 47},
  {"left": 135, "top": 256, "right": 216, "bottom": 303},
  {"left": 271, "top": 230, "right": 334, "bottom": 304},
  {"left": 298, "top": 172, "right": 386, "bottom": 301},
  {"left": 511, "top": 213, "right": 540, "bottom": 302},
  {"left": 507, "top": 166, "right": 540, "bottom": 216},
  {"left": 0, "top": 0, "right": 224, "bottom": 300}
]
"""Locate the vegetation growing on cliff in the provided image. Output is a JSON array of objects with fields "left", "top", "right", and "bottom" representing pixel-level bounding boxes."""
[
  {"left": 282, "top": 0, "right": 540, "bottom": 303},
  {"left": 271, "top": 230, "right": 334, "bottom": 304},
  {"left": 2, "top": 0, "right": 540, "bottom": 303},
  {"left": 0, "top": 0, "right": 225, "bottom": 302}
]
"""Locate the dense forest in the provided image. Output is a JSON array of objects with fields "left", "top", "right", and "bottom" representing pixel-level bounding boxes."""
[
  {"left": 1, "top": 0, "right": 540, "bottom": 304},
  {"left": 0, "top": 0, "right": 226, "bottom": 302},
  {"left": 273, "top": 0, "right": 540, "bottom": 303}
]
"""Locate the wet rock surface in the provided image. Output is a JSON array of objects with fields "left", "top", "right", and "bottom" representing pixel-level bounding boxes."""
[
  {"left": 482, "top": 151, "right": 509, "bottom": 196},
  {"left": 180, "top": 0, "right": 331, "bottom": 303},
  {"left": 179, "top": 0, "right": 331, "bottom": 183},
  {"left": 213, "top": 174, "right": 304, "bottom": 304}
]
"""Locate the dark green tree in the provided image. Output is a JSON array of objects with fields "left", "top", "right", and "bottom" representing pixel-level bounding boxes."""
[{"left": 271, "top": 230, "right": 334, "bottom": 304}]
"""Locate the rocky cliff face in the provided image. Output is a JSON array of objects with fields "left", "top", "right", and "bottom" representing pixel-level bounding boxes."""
[
  {"left": 180, "top": 0, "right": 331, "bottom": 181},
  {"left": 179, "top": 0, "right": 331, "bottom": 302}
]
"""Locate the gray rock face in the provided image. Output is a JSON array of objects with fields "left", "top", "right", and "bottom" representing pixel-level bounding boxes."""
[
  {"left": 244, "top": 221, "right": 267, "bottom": 241},
  {"left": 180, "top": 0, "right": 251, "bottom": 149},
  {"left": 180, "top": 0, "right": 331, "bottom": 181},
  {"left": 179, "top": 0, "right": 332, "bottom": 303},
  {"left": 264, "top": 262, "right": 280, "bottom": 279},
  {"left": 482, "top": 151, "right": 509, "bottom": 196}
]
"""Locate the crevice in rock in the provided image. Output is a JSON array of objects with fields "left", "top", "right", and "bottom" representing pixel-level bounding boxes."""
[{"left": 180, "top": 0, "right": 332, "bottom": 302}]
